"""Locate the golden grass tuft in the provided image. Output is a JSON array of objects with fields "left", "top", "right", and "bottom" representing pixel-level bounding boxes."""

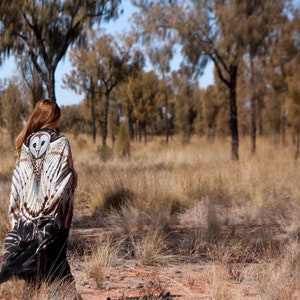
[
  {"left": 0, "top": 277, "right": 79, "bottom": 299},
  {"left": 132, "top": 227, "right": 176, "bottom": 266},
  {"left": 84, "top": 235, "right": 120, "bottom": 287}
]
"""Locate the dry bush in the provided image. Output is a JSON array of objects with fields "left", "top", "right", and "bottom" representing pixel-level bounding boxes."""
[
  {"left": 0, "top": 130, "right": 14, "bottom": 175},
  {"left": 0, "top": 277, "right": 78, "bottom": 300},
  {"left": 248, "top": 242, "right": 300, "bottom": 300},
  {"left": 108, "top": 202, "right": 175, "bottom": 265},
  {"left": 0, "top": 181, "right": 11, "bottom": 240},
  {"left": 204, "top": 263, "right": 234, "bottom": 300},
  {"left": 0, "top": 278, "right": 25, "bottom": 299},
  {"left": 275, "top": 203, "right": 300, "bottom": 242},
  {"left": 84, "top": 235, "right": 120, "bottom": 287},
  {"left": 140, "top": 272, "right": 169, "bottom": 299},
  {"left": 115, "top": 122, "right": 131, "bottom": 158},
  {"left": 109, "top": 201, "right": 173, "bottom": 235},
  {"left": 132, "top": 228, "right": 176, "bottom": 266}
]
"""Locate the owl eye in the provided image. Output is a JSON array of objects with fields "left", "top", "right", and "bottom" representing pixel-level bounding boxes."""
[
  {"left": 33, "top": 143, "right": 37, "bottom": 148},
  {"left": 41, "top": 141, "right": 45, "bottom": 146}
]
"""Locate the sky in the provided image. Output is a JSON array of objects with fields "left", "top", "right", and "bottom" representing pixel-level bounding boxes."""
[{"left": 0, "top": 2, "right": 214, "bottom": 107}]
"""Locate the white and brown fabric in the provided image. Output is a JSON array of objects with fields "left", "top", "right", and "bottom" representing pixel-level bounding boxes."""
[{"left": 0, "top": 128, "right": 76, "bottom": 284}]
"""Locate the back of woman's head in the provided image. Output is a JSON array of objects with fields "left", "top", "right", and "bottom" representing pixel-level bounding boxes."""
[
  {"left": 16, "top": 99, "right": 61, "bottom": 157},
  {"left": 27, "top": 100, "right": 61, "bottom": 133}
]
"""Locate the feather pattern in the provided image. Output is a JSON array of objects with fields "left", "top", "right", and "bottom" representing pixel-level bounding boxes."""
[
  {"left": 0, "top": 129, "right": 76, "bottom": 284},
  {"left": 8, "top": 130, "right": 75, "bottom": 231}
]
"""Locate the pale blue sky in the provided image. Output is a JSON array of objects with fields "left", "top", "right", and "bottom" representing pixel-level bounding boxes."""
[{"left": 0, "top": 2, "right": 214, "bottom": 106}]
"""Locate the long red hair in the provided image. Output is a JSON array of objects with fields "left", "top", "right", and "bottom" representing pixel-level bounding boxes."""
[{"left": 16, "top": 99, "right": 61, "bottom": 157}]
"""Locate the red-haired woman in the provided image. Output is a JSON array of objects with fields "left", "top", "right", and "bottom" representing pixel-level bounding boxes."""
[{"left": 0, "top": 99, "right": 79, "bottom": 298}]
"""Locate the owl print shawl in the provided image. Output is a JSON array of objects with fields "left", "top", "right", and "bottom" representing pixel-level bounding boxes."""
[{"left": 0, "top": 128, "right": 76, "bottom": 284}]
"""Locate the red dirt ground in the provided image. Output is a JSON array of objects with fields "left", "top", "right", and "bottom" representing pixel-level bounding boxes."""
[{"left": 72, "top": 261, "right": 261, "bottom": 300}]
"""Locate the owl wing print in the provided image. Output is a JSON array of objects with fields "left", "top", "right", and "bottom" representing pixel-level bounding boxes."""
[{"left": 29, "top": 132, "right": 50, "bottom": 159}]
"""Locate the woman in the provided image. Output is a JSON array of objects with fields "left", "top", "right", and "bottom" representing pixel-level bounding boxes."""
[{"left": 0, "top": 100, "right": 78, "bottom": 295}]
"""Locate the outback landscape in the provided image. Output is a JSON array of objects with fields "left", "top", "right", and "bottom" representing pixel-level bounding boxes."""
[
  {"left": 0, "top": 0, "right": 300, "bottom": 299},
  {"left": 0, "top": 132, "right": 299, "bottom": 299}
]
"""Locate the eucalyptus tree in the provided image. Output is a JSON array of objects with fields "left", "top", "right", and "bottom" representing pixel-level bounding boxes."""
[
  {"left": 127, "top": 70, "right": 159, "bottom": 143},
  {"left": 0, "top": 80, "right": 7, "bottom": 138},
  {"left": 263, "top": 5, "right": 300, "bottom": 146},
  {"left": 285, "top": 15, "right": 300, "bottom": 159},
  {"left": 286, "top": 54, "right": 300, "bottom": 159},
  {"left": 175, "top": 83, "right": 199, "bottom": 142},
  {"left": 131, "top": 0, "right": 235, "bottom": 159},
  {"left": 131, "top": 0, "right": 286, "bottom": 159},
  {"left": 171, "top": 69, "right": 199, "bottom": 141},
  {"left": 65, "top": 31, "right": 144, "bottom": 145},
  {"left": 132, "top": 4, "right": 177, "bottom": 144},
  {"left": 147, "top": 45, "right": 173, "bottom": 144},
  {"left": 0, "top": 0, "right": 121, "bottom": 102},
  {"left": 117, "top": 82, "right": 136, "bottom": 140},
  {"left": 19, "top": 54, "right": 45, "bottom": 108},
  {"left": 237, "top": 1, "right": 288, "bottom": 153},
  {"left": 2, "top": 79, "right": 28, "bottom": 144}
]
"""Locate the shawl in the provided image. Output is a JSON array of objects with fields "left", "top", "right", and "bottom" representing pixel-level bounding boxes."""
[{"left": 0, "top": 128, "right": 76, "bottom": 284}]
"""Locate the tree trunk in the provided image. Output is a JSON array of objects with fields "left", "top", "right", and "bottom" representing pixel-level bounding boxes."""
[
  {"left": 102, "top": 93, "right": 110, "bottom": 147},
  {"left": 90, "top": 85, "right": 96, "bottom": 143},
  {"left": 143, "top": 121, "right": 147, "bottom": 144},
  {"left": 250, "top": 57, "right": 256, "bottom": 154},
  {"left": 129, "top": 117, "right": 135, "bottom": 141},
  {"left": 295, "top": 132, "right": 300, "bottom": 161},
  {"left": 138, "top": 121, "right": 142, "bottom": 142},
  {"left": 229, "top": 65, "right": 239, "bottom": 160},
  {"left": 281, "top": 109, "right": 287, "bottom": 147},
  {"left": 250, "top": 96, "right": 256, "bottom": 154},
  {"left": 258, "top": 97, "right": 264, "bottom": 136},
  {"left": 164, "top": 91, "right": 169, "bottom": 145},
  {"left": 47, "top": 69, "right": 56, "bottom": 102}
]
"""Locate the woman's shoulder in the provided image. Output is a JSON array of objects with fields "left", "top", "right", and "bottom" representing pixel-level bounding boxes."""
[{"left": 25, "top": 128, "right": 61, "bottom": 147}]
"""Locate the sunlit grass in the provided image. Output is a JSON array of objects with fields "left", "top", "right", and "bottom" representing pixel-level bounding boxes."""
[{"left": 0, "top": 132, "right": 300, "bottom": 298}]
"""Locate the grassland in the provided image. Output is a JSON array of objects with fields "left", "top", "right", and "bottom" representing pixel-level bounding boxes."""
[{"left": 0, "top": 132, "right": 299, "bottom": 299}]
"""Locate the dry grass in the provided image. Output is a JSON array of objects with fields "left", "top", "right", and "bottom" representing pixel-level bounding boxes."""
[
  {"left": 1, "top": 132, "right": 300, "bottom": 298},
  {"left": 0, "top": 130, "right": 14, "bottom": 181},
  {"left": 205, "top": 263, "right": 235, "bottom": 300},
  {"left": 0, "top": 181, "right": 10, "bottom": 240},
  {"left": 59, "top": 134, "right": 300, "bottom": 297},
  {"left": 0, "top": 276, "right": 78, "bottom": 299},
  {"left": 84, "top": 235, "right": 120, "bottom": 288}
]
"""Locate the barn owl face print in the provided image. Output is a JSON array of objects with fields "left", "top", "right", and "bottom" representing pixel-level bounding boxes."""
[{"left": 29, "top": 132, "right": 50, "bottom": 159}]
